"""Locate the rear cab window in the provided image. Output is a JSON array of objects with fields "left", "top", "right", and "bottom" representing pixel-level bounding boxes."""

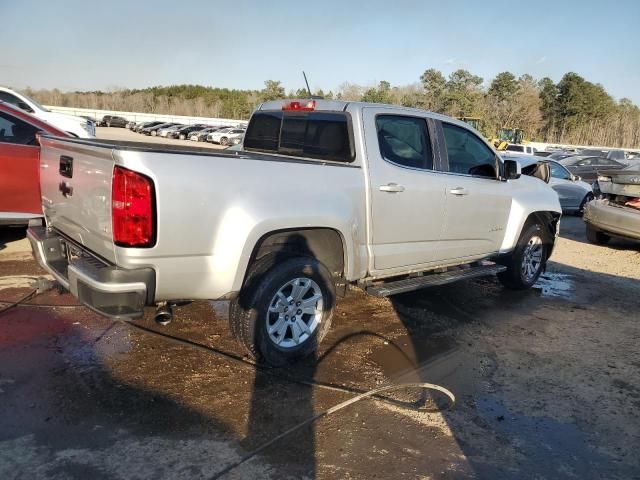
[{"left": 244, "top": 110, "right": 354, "bottom": 163}]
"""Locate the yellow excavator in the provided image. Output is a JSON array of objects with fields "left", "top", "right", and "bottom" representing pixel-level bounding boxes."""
[
  {"left": 491, "top": 127, "right": 526, "bottom": 150},
  {"left": 456, "top": 118, "right": 528, "bottom": 151}
]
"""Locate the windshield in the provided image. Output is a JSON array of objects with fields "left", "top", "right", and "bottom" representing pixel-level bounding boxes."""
[
  {"left": 549, "top": 152, "right": 572, "bottom": 160},
  {"left": 22, "top": 92, "right": 50, "bottom": 112},
  {"left": 559, "top": 157, "right": 580, "bottom": 165},
  {"left": 580, "top": 149, "right": 606, "bottom": 156}
]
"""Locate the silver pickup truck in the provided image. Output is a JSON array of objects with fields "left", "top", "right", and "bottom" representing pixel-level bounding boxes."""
[{"left": 28, "top": 99, "right": 561, "bottom": 365}]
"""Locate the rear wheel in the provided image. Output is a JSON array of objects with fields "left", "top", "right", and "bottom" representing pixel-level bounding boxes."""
[
  {"left": 498, "top": 222, "right": 549, "bottom": 290},
  {"left": 586, "top": 224, "right": 610, "bottom": 245},
  {"left": 229, "top": 256, "right": 335, "bottom": 366}
]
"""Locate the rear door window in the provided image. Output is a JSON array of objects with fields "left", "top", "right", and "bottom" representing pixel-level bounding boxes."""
[
  {"left": 375, "top": 115, "right": 433, "bottom": 170},
  {"left": 596, "top": 158, "right": 619, "bottom": 166},
  {"left": 244, "top": 111, "right": 354, "bottom": 163},
  {"left": 576, "top": 158, "right": 593, "bottom": 166}
]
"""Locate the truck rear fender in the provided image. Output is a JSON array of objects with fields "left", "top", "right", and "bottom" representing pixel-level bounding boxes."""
[{"left": 230, "top": 221, "right": 362, "bottom": 294}]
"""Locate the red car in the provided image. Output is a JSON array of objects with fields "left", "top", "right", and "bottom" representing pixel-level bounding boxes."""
[{"left": 0, "top": 102, "right": 68, "bottom": 226}]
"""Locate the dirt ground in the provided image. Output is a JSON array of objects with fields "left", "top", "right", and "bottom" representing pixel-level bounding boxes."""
[{"left": 0, "top": 216, "right": 638, "bottom": 479}]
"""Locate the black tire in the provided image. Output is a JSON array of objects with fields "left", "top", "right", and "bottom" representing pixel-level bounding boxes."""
[
  {"left": 585, "top": 224, "right": 610, "bottom": 245},
  {"left": 498, "top": 222, "right": 549, "bottom": 290},
  {"left": 229, "top": 256, "right": 335, "bottom": 366},
  {"left": 220, "top": 137, "right": 229, "bottom": 146},
  {"left": 578, "top": 193, "right": 594, "bottom": 215}
]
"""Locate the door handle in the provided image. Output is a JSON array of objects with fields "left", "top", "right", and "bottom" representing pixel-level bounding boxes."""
[
  {"left": 59, "top": 155, "right": 73, "bottom": 178},
  {"left": 379, "top": 183, "right": 405, "bottom": 193},
  {"left": 449, "top": 187, "right": 469, "bottom": 196}
]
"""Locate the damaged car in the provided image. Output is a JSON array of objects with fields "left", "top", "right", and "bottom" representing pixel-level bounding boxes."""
[{"left": 584, "top": 165, "right": 640, "bottom": 244}]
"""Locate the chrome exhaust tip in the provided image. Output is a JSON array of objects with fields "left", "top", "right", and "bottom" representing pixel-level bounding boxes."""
[{"left": 154, "top": 304, "right": 173, "bottom": 326}]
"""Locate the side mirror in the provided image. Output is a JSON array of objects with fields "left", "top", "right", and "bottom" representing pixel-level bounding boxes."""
[
  {"left": 571, "top": 174, "right": 581, "bottom": 181},
  {"left": 503, "top": 159, "right": 521, "bottom": 180}
]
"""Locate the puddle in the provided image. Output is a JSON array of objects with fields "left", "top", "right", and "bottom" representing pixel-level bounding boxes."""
[
  {"left": 370, "top": 335, "right": 489, "bottom": 397},
  {"left": 476, "top": 395, "right": 615, "bottom": 478},
  {"left": 534, "top": 272, "right": 574, "bottom": 298}
]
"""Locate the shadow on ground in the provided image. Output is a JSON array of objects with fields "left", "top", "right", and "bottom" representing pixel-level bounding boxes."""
[
  {"left": 1, "top": 232, "right": 639, "bottom": 478},
  {"left": 0, "top": 227, "right": 27, "bottom": 252}
]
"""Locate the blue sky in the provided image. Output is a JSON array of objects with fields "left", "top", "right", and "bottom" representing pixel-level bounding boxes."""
[{"left": 1, "top": 0, "right": 639, "bottom": 102}]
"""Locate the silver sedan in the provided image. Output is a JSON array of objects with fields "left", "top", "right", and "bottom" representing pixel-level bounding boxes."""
[
  {"left": 548, "top": 160, "right": 594, "bottom": 214},
  {"left": 505, "top": 154, "right": 593, "bottom": 214}
]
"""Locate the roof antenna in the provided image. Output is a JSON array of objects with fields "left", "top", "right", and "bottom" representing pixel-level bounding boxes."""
[
  {"left": 303, "top": 71, "right": 324, "bottom": 99},
  {"left": 303, "top": 71, "right": 312, "bottom": 97}
]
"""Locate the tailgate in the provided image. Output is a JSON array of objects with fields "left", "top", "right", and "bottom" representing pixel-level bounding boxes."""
[{"left": 39, "top": 136, "right": 116, "bottom": 263}]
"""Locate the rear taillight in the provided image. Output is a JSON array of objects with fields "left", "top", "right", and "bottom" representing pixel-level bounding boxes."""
[{"left": 112, "top": 166, "right": 156, "bottom": 248}]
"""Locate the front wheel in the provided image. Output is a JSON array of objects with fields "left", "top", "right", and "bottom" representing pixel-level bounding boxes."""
[
  {"left": 219, "top": 137, "right": 229, "bottom": 146},
  {"left": 586, "top": 224, "right": 610, "bottom": 245},
  {"left": 578, "top": 193, "right": 594, "bottom": 215},
  {"left": 229, "top": 256, "right": 335, "bottom": 366},
  {"left": 498, "top": 222, "right": 548, "bottom": 290}
]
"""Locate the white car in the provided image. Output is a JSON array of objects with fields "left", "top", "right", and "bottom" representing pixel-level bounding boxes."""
[
  {"left": 0, "top": 86, "right": 95, "bottom": 138},
  {"left": 208, "top": 128, "right": 245, "bottom": 145},
  {"left": 504, "top": 143, "right": 537, "bottom": 155},
  {"left": 157, "top": 125, "right": 184, "bottom": 137}
]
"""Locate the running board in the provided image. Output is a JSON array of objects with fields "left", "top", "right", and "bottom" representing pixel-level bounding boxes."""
[{"left": 366, "top": 263, "right": 506, "bottom": 297}]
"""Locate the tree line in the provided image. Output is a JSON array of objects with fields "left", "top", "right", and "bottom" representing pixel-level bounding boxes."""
[{"left": 23, "top": 69, "right": 640, "bottom": 147}]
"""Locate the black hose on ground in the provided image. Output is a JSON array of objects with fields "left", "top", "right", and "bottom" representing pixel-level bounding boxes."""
[
  {"left": 0, "top": 289, "right": 38, "bottom": 315},
  {"left": 125, "top": 322, "right": 456, "bottom": 480}
]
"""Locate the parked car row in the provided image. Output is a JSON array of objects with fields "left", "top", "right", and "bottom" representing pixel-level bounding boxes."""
[{"left": 126, "top": 120, "right": 246, "bottom": 145}]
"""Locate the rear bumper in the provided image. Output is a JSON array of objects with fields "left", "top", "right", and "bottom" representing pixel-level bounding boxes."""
[
  {"left": 27, "top": 226, "right": 156, "bottom": 319},
  {"left": 584, "top": 199, "right": 640, "bottom": 240}
]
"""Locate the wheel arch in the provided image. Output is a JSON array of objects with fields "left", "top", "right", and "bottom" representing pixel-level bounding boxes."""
[
  {"left": 521, "top": 210, "right": 561, "bottom": 260},
  {"left": 241, "top": 227, "right": 347, "bottom": 288}
]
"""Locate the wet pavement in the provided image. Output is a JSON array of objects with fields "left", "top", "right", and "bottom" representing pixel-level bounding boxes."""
[{"left": 0, "top": 217, "right": 639, "bottom": 479}]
